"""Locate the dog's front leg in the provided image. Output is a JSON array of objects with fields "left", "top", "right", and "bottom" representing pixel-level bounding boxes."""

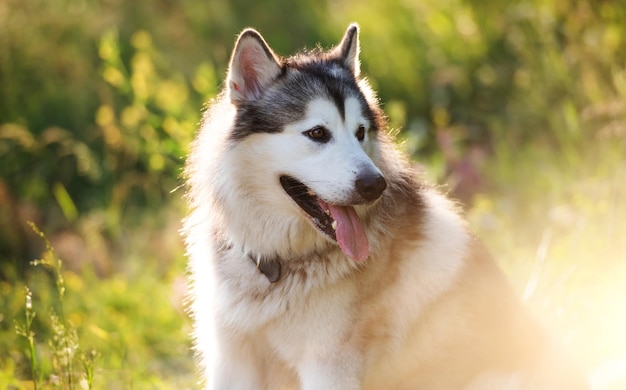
[
  {"left": 207, "top": 336, "right": 265, "bottom": 390},
  {"left": 211, "top": 360, "right": 262, "bottom": 390},
  {"left": 297, "top": 352, "right": 362, "bottom": 390}
]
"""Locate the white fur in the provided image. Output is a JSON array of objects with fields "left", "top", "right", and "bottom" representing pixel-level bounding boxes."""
[{"left": 386, "top": 189, "right": 468, "bottom": 332}]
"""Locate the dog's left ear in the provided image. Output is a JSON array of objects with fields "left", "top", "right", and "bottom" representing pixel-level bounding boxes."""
[
  {"left": 331, "top": 23, "right": 360, "bottom": 77},
  {"left": 227, "top": 28, "right": 282, "bottom": 103}
]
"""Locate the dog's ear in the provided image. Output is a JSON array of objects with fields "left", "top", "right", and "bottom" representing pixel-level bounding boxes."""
[
  {"left": 227, "top": 29, "right": 282, "bottom": 103},
  {"left": 332, "top": 23, "right": 360, "bottom": 77}
]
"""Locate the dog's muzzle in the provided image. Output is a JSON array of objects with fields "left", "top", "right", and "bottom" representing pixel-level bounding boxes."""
[{"left": 279, "top": 170, "right": 386, "bottom": 263}]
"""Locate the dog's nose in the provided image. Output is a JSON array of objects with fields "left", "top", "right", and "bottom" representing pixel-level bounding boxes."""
[{"left": 355, "top": 172, "right": 387, "bottom": 201}]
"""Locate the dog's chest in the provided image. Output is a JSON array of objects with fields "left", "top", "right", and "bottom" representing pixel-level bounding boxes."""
[
  {"left": 261, "top": 275, "right": 360, "bottom": 364},
  {"left": 214, "top": 248, "right": 358, "bottom": 332}
]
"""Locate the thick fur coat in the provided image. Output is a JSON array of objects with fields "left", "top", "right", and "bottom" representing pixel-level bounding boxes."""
[{"left": 183, "top": 24, "right": 589, "bottom": 390}]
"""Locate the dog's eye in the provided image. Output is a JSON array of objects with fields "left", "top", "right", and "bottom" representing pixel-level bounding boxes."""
[
  {"left": 304, "top": 126, "right": 331, "bottom": 143},
  {"left": 356, "top": 125, "right": 366, "bottom": 142}
]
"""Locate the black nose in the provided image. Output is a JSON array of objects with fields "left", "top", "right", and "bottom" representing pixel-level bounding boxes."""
[{"left": 355, "top": 172, "right": 387, "bottom": 202}]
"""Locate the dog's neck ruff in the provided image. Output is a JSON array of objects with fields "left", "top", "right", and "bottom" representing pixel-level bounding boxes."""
[
  {"left": 243, "top": 244, "right": 343, "bottom": 284},
  {"left": 248, "top": 253, "right": 282, "bottom": 283},
  {"left": 215, "top": 231, "right": 352, "bottom": 284}
]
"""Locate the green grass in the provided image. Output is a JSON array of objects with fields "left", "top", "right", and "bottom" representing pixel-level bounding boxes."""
[{"left": 1, "top": 213, "right": 196, "bottom": 389}]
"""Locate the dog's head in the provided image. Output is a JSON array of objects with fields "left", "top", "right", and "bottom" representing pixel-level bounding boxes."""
[{"left": 223, "top": 24, "right": 387, "bottom": 262}]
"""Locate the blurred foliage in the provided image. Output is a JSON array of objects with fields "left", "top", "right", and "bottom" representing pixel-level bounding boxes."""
[
  {"left": 1, "top": 214, "right": 192, "bottom": 389},
  {"left": 1, "top": 0, "right": 625, "bottom": 388},
  {"left": 1, "top": 0, "right": 625, "bottom": 254}
]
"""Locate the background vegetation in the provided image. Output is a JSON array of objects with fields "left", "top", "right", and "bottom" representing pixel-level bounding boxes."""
[{"left": 1, "top": 0, "right": 625, "bottom": 388}]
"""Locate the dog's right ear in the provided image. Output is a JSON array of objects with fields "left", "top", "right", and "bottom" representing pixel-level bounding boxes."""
[
  {"left": 331, "top": 23, "right": 361, "bottom": 77},
  {"left": 227, "top": 29, "right": 282, "bottom": 104}
]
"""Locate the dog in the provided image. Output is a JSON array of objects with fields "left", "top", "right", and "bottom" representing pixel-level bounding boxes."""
[{"left": 183, "top": 23, "right": 590, "bottom": 390}]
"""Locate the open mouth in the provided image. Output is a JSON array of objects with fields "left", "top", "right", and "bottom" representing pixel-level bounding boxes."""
[{"left": 279, "top": 175, "right": 369, "bottom": 262}]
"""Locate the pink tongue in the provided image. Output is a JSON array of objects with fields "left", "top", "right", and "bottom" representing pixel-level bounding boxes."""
[{"left": 327, "top": 204, "right": 369, "bottom": 262}]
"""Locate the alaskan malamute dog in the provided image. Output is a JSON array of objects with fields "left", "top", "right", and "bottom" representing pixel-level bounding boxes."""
[{"left": 183, "top": 24, "right": 589, "bottom": 389}]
